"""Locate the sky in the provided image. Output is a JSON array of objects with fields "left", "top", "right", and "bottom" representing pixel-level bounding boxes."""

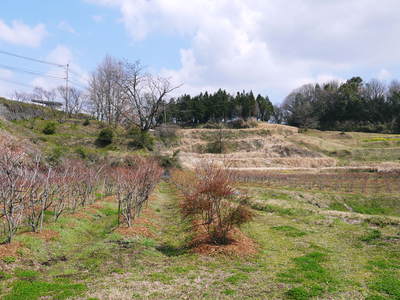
[{"left": 0, "top": 0, "right": 400, "bottom": 104}]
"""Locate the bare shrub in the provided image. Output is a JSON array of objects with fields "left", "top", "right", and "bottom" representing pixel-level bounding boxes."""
[
  {"left": 111, "top": 157, "right": 162, "bottom": 226},
  {"left": 24, "top": 157, "right": 54, "bottom": 233},
  {"left": 0, "top": 135, "right": 104, "bottom": 242},
  {"left": 0, "top": 139, "right": 29, "bottom": 242},
  {"left": 51, "top": 165, "right": 72, "bottom": 221},
  {"left": 176, "top": 163, "right": 253, "bottom": 244}
]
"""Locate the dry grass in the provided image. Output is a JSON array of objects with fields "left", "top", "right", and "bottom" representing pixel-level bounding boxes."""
[
  {"left": 21, "top": 229, "right": 59, "bottom": 241},
  {"left": 0, "top": 241, "right": 21, "bottom": 259},
  {"left": 190, "top": 227, "right": 258, "bottom": 257}
]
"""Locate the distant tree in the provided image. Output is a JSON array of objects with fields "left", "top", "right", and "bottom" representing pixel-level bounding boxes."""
[
  {"left": 88, "top": 55, "right": 126, "bottom": 125},
  {"left": 13, "top": 91, "right": 33, "bottom": 102},
  {"left": 283, "top": 84, "right": 319, "bottom": 129},
  {"left": 256, "top": 95, "right": 273, "bottom": 121},
  {"left": 32, "top": 87, "right": 57, "bottom": 103},
  {"left": 57, "top": 86, "right": 85, "bottom": 115},
  {"left": 117, "top": 61, "right": 180, "bottom": 131}
]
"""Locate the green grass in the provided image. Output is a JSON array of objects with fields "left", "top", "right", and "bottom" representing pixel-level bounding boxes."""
[
  {"left": 271, "top": 225, "right": 307, "bottom": 237},
  {"left": 252, "top": 203, "right": 309, "bottom": 216},
  {"left": 1, "top": 179, "right": 400, "bottom": 299},
  {"left": 369, "top": 272, "right": 400, "bottom": 299},
  {"left": 360, "top": 229, "right": 382, "bottom": 243},
  {"left": 224, "top": 273, "right": 249, "bottom": 285},
  {"left": 4, "top": 280, "right": 86, "bottom": 300},
  {"left": 278, "top": 252, "right": 339, "bottom": 298},
  {"left": 14, "top": 269, "right": 39, "bottom": 281},
  {"left": 2, "top": 256, "right": 16, "bottom": 264}
]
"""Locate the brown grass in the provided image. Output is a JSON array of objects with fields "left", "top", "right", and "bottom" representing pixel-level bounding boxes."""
[
  {"left": 69, "top": 211, "right": 93, "bottom": 220},
  {"left": 115, "top": 208, "right": 159, "bottom": 238},
  {"left": 0, "top": 241, "right": 21, "bottom": 258},
  {"left": 115, "top": 224, "right": 156, "bottom": 238},
  {"left": 22, "top": 229, "right": 59, "bottom": 241},
  {"left": 191, "top": 227, "right": 257, "bottom": 256}
]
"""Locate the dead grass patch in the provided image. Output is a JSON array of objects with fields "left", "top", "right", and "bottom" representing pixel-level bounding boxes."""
[
  {"left": 69, "top": 211, "right": 92, "bottom": 220},
  {"left": 115, "top": 225, "right": 156, "bottom": 238},
  {"left": 115, "top": 213, "right": 159, "bottom": 238},
  {"left": 190, "top": 227, "right": 257, "bottom": 257},
  {"left": 103, "top": 195, "right": 116, "bottom": 202},
  {"left": 22, "top": 229, "right": 59, "bottom": 241},
  {"left": 89, "top": 203, "right": 105, "bottom": 210},
  {"left": 0, "top": 241, "right": 21, "bottom": 258}
]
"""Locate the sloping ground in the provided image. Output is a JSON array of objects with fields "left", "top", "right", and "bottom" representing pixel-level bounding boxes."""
[
  {"left": 0, "top": 98, "right": 63, "bottom": 121},
  {"left": 172, "top": 124, "right": 400, "bottom": 170},
  {"left": 173, "top": 124, "right": 337, "bottom": 169},
  {"left": 1, "top": 181, "right": 399, "bottom": 299}
]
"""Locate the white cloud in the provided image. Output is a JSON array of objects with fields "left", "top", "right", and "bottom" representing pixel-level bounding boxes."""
[
  {"left": 377, "top": 69, "right": 392, "bottom": 81},
  {"left": 0, "top": 69, "right": 15, "bottom": 97},
  {"left": 0, "top": 68, "right": 13, "bottom": 80},
  {"left": 0, "top": 19, "right": 47, "bottom": 47},
  {"left": 58, "top": 21, "right": 76, "bottom": 34},
  {"left": 31, "top": 45, "right": 89, "bottom": 90},
  {"left": 87, "top": 0, "right": 400, "bottom": 101}
]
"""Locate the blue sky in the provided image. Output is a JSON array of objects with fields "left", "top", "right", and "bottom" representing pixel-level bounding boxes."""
[{"left": 1, "top": 0, "right": 400, "bottom": 103}]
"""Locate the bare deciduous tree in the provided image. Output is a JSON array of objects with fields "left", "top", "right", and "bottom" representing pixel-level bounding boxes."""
[
  {"left": 88, "top": 56, "right": 180, "bottom": 130},
  {"left": 33, "top": 87, "right": 57, "bottom": 103},
  {"left": 13, "top": 91, "right": 33, "bottom": 102},
  {"left": 88, "top": 55, "right": 125, "bottom": 125},
  {"left": 57, "top": 86, "right": 86, "bottom": 116},
  {"left": 119, "top": 61, "right": 180, "bottom": 131}
]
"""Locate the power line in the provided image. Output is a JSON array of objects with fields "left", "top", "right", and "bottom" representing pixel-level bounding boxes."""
[
  {"left": 0, "top": 63, "right": 65, "bottom": 80},
  {"left": 0, "top": 77, "right": 35, "bottom": 89},
  {"left": 0, "top": 49, "right": 66, "bottom": 68},
  {"left": 69, "top": 69, "right": 89, "bottom": 82}
]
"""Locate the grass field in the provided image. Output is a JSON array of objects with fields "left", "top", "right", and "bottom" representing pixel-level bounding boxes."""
[
  {"left": 1, "top": 109, "right": 400, "bottom": 299},
  {"left": 1, "top": 178, "right": 399, "bottom": 299}
]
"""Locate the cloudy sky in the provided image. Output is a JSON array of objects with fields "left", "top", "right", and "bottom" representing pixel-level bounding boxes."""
[{"left": 0, "top": 0, "right": 399, "bottom": 103}]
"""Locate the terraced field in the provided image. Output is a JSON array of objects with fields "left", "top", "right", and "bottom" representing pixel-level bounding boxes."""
[{"left": 1, "top": 178, "right": 399, "bottom": 299}]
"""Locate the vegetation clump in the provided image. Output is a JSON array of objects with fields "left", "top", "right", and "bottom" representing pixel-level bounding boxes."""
[
  {"left": 42, "top": 121, "right": 57, "bottom": 135},
  {"left": 127, "top": 126, "right": 154, "bottom": 150},
  {"left": 175, "top": 163, "right": 253, "bottom": 245},
  {"left": 83, "top": 118, "right": 90, "bottom": 126},
  {"left": 96, "top": 127, "right": 113, "bottom": 147}
]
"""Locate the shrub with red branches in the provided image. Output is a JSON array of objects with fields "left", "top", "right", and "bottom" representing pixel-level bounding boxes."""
[{"left": 176, "top": 163, "right": 253, "bottom": 245}]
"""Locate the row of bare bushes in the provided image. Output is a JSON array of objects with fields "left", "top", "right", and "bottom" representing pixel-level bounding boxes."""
[
  {"left": 231, "top": 169, "right": 400, "bottom": 194},
  {"left": 110, "top": 158, "right": 163, "bottom": 227},
  {"left": 172, "top": 163, "right": 253, "bottom": 245},
  {"left": 0, "top": 136, "right": 162, "bottom": 243}
]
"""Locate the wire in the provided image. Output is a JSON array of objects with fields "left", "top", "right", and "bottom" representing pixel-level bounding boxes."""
[
  {"left": 0, "top": 77, "right": 35, "bottom": 89},
  {"left": 0, "top": 63, "right": 66, "bottom": 80},
  {"left": 69, "top": 69, "right": 89, "bottom": 83},
  {"left": 0, "top": 50, "right": 66, "bottom": 68}
]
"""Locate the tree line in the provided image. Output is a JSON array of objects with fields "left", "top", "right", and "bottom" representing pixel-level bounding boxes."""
[
  {"left": 281, "top": 77, "right": 400, "bottom": 133},
  {"left": 163, "top": 89, "right": 274, "bottom": 125},
  {"left": 11, "top": 54, "right": 400, "bottom": 133}
]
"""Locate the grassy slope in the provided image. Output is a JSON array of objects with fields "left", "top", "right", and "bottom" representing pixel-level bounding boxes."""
[
  {"left": 289, "top": 130, "right": 400, "bottom": 164},
  {"left": 0, "top": 117, "right": 149, "bottom": 164},
  {"left": 1, "top": 182, "right": 399, "bottom": 299},
  {"left": 1, "top": 104, "right": 399, "bottom": 299}
]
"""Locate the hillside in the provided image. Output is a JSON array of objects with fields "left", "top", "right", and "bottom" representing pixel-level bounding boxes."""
[
  {"left": 0, "top": 99, "right": 399, "bottom": 300},
  {"left": 167, "top": 123, "right": 400, "bottom": 171}
]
